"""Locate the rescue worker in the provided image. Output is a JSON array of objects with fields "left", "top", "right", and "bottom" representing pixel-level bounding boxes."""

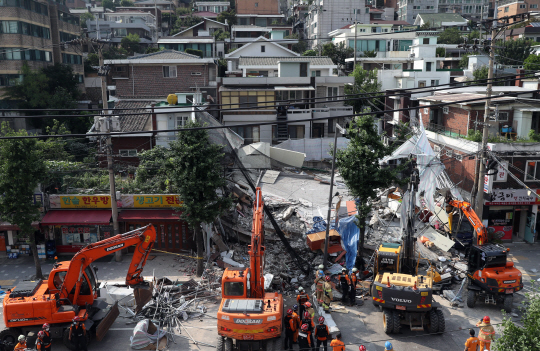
[
  {"left": 314, "top": 270, "right": 325, "bottom": 305},
  {"left": 305, "top": 301, "right": 315, "bottom": 320},
  {"left": 302, "top": 311, "right": 315, "bottom": 351},
  {"left": 384, "top": 341, "right": 393, "bottom": 351},
  {"left": 476, "top": 316, "right": 495, "bottom": 351},
  {"left": 292, "top": 304, "right": 301, "bottom": 343},
  {"left": 464, "top": 328, "right": 479, "bottom": 351},
  {"left": 297, "top": 286, "right": 310, "bottom": 318},
  {"left": 38, "top": 323, "right": 52, "bottom": 351},
  {"left": 69, "top": 316, "right": 88, "bottom": 351},
  {"left": 337, "top": 268, "right": 350, "bottom": 304},
  {"left": 349, "top": 268, "right": 359, "bottom": 306},
  {"left": 298, "top": 323, "right": 312, "bottom": 351},
  {"left": 330, "top": 333, "right": 344, "bottom": 351},
  {"left": 314, "top": 316, "right": 330, "bottom": 351},
  {"left": 284, "top": 309, "right": 296, "bottom": 351},
  {"left": 14, "top": 335, "right": 26, "bottom": 351},
  {"left": 322, "top": 276, "right": 333, "bottom": 312}
]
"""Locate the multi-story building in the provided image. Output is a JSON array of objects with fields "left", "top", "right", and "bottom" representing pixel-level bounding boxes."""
[
  {"left": 413, "top": 13, "right": 468, "bottom": 30},
  {"left": 397, "top": 0, "right": 438, "bottom": 24},
  {"left": 235, "top": 0, "right": 293, "bottom": 40},
  {"left": 502, "top": 23, "right": 540, "bottom": 41},
  {"left": 498, "top": 0, "right": 539, "bottom": 22},
  {"left": 86, "top": 11, "right": 157, "bottom": 44},
  {"left": 437, "top": 1, "right": 491, "bottom": 20},
  {"left": 194, "top": 1, "right": 230, "bottom": 14},
  {"left": 219, "top": 55, "right": 354, "bottom": 144},
  {"left": 0, "top": 0, "right": 83, "bottom": 97}
]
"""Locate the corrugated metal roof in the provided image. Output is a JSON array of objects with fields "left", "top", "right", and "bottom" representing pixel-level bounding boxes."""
[
  {"left": 114, "top": 100, "right": 154, "bottom": 132},
  {"left": 239, "top": 56, "right": 334, "bottom": 66}
]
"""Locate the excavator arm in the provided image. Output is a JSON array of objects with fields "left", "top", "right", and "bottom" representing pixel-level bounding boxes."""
[
  {"left": 248, "top": 188, "right": 265, "bottom": 299},
  {"left": 447, "top": 200, "right": 487, "bottom": 246},
  {"left": 59, "top": 225, "right": 157, "bottom": 301}
]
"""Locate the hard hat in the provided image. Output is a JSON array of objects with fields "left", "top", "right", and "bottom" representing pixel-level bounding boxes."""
[
  {"left": 359, "top": 346, "right": 366, "bottom": 351},
  {"left": 287, "top": 309, "right": 293, "bottom": 315},
  {"left": 483, "top": 316, "right": 490, "bottom": 323},
  {"left": 73, "top": 316, "right": 81, "bottom": 322},
  {"left": 352, "top": 268, "right": 358, "bottom": 273},
  {"left": 43, "top": 323, "right": 50, "bottom": 329},
  {"left": 305, "top": 302, "right": 312, "bottom": 308},
  {"left": 342, "top": 267, "right": 347, "bottom": 271},
  {"left": 318, "top": 316, "right": 325, "bottom": 323},
  {"left": 304, "top": 311, "right": 310, "bottom": 319},
  {"left": 293, "top": 304, "right": 298, "bottom": 310},
  {"left": 298, "top": 287, "right": 304, "bottom": 291},
  {"left": 38, "top": 331, "right": 45, "bottom": 338},
  {"left": 318, "top": 270, "right": 324, "bottom": 276},
  {"left": 325, "top": 276, "right": 331, "bottom": 281},
  {"left": 18, "top": 335, "right": 25, "bottom": 342},
  {"left": 301, "top": 323, "right": 309, "bottom": 331},
  {"left": 318, "top": 264, "right": 324, "bottom": 269},
  {"left": 385, "top": 341, "right": 393, "bottom": 350}
]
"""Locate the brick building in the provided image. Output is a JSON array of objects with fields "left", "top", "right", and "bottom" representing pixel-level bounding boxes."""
[
  {"left": 498, "top": 0, "right": 540, "bottom": 22},
  {"left": 104, "top": 49, "right": 217, "bottom": 99},
  {"left": 0, "top": 0, "right": 83, "bottom": 98}
]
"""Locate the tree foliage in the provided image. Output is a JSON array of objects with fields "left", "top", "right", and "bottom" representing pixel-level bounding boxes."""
[
  {"left": 335, "top": 114, "right": 402, "bottom": 268},
  {"left": 176, "top": 7, "right": 192, "bottom": 15},
  {"left": 175, "top": 14, "right": 202, "bottom": 30},
  {"left": 345, "top": 66, "right": 382, "bottom": 113},
  {"left": 493, "top": 283, "right": 540, "bottom": 351},
  {"left": 436, "top": 47, "right": 446, "bottom": 58},
  {"left": 217, "top": 10, "right": 237, "bottom": 29},
  {"left": 458, "top": 52, "right": 479, "bottom": 69},
  {"left": 363, "top": 50, "right": 377, "bottom": 58},
  {"left": 285, "top": 33, "right": 308, "bottom": 54},
  {"left": 145, "top": 46, "right": 164, "bottom": 54},
  {"left": 102, "top": 0, "right": 115, "bottom": 10},
  {"left": 524, "top": 54, "right": 540, "bottom": 70},
  {"left": 495, "top": 38, "right": 534, "bottom": 65},
  {"left": 212, "top": 29, "right": 230, "bottom": 41},
  {"left": 80, "top": 12, "right": 94, "bottom": 28},
  {"left": 134, "top": 146, "right": 173, "bottom": 193},
  {"left": 0, "top": 123, "right": 47, "bottom": 279},
  {"left": 168, "top": 121, "right": 231, "bottom": 276},
  {"left": 321, "top": 42, "right": 353, "bottom": 66},
  {"left": 302, "top": 49, "right": 317, "bottom": 56},
  {"left": 121, "top": 33, "right": 140, "bottom": 55},
  {"left": 186, "top": 48, "right": 203, "bottom": 57},
  {"left": 467, "top": 29, "right": 480, "bottom": 41},
  {"left": 119, "top": 0, "right": 134, "bottom": 6},
  {"left": 437, "top": 27, "right": 463, "bottom": 44}
]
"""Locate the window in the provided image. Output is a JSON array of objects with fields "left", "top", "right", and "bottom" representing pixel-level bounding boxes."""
[
  {"left": 418, "top": 81, "right": 426, "bottom": 88},
  {"left": 176, "top": 115, "right": 188, "bottom": 127},
  {"left": 519, "top": 4, "right": 526, "bottom": 8},
  {"left": 261, "top": 45, "right": 265, "bottom": 52},
  {"left": 230, "top": 125, "right": 260, "bottom": 144},
  {"left": 119, "top": 149, "right": 137, "bottom": 157},
  {"left": 426, "top": 62, "right": 432, "bottom": 71},
  {"left": 431, "top": 79, "right": 439, "bottom": 86},
  {"left": 239, "top": 95, "right": 258, "bottom": 107},
  {"left": 311, "top": 70, "right": 321, "bottom": 77},
  {"left": 224, "top": 282, "right": 244, "bottom": 296},
  {"left": 300, "top": 63, "right": 308, "bottom": 77},
  {"left": 423, "top": 38, "right": 430, "bottom": 44},
  {"left": 163, "top": 65, "right": 177, "bottom": 78},
  {"left": 504, "top": 6, "right": 509, "bottom": 11},
  {"left": 526, "top": 161, "right": 539, "bottom": 181},
  {"left": 288, "top": 125, "right": 305, "bottom": 139},
  {"left": 254, "top": 2, "right": 258, "bottom": 6},
  {"left": 497, "top": 111, "right": 509, "bottom": 121},
  {"left": 443, "top": 106, "right": 449, "bottom": 114},
  {"left": 327, "top": 87, "right": 339, "bottom": 101},
  {"left": 531, "top": 4, "right": 538, "bottom": 8}
]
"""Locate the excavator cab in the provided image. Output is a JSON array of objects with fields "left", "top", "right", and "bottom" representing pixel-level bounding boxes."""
[
  {"left": 222, "top": 268, "right": 249, "bottom": 298},
  {"left": 468, "top": 244, "right": 508, "bottom": 272},
  {"left": 375, "top": 243, "right": 401, "bottom": 276}
]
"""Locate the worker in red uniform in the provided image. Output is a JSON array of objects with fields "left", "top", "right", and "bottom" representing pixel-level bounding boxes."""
[
  {"left": 37, "top": 323, "right": 52, "bottom": 351},
  {"left": 298, "top": 323, "right": 312, "bottom": 351},
  {"left": 464, "top": 328, "right": 479, "bottom": 351},
  {"left": 69, "top": 316, "right": 87, "bottom": 351},
  {"left": 297, "top": 286, "right": 310, "bottom": 319},
  {"left": 349, "top": 268, "right": 359, "bottom": 306},
  {"left": 337, "top": 268, "right": 350, "bottom": 304},
  {"left": 14, "top": 335, "right": 27, "bottom": 351},
  {"left": 302, "top": 311, "right": 315, "bottom": 351},
  {"left": 314, "top": 316, "right": 330, "bottom": 351},
  {"left": 330, "top": 333, "right": 345, "bottom": 351},
  {"left": 284, "top": 309, "right": 297, "bottom": 351},
  {"left": 292, "top": 304, "right": 301, "bottom": 343}
]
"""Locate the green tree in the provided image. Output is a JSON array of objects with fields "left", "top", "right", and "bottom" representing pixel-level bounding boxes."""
[
  {"left": 436, "top": 47, "right": 446, "bottom": 57},
  {"left": 345, "top": 66, "right": 382, "bottom": 113},
  {"left": 3, "top": 63, "right": 50, "bottom": 112},
  {"left": 524, "top": 54, "right": 540, "bottom": 70},
  {"left": 134, "top": 146, "right": 173, "bottom": 193},
  {"left": 302, "top": 49, "right": 317, "bottom": 56},
  {"left": 80, "top": 12, "right": 94, "bottom": 28},
  {"left": 185, "top": 48, "right": 203, "bottom": 57},
  {"left": 285, "top": 33, "right": 308, "bottom": 54},
  {"left": 493, "top": 283, "right": 540, "bottom": 351},
  {"left": 437, "top": 27, "right": 463, "bottom": 44},
  {"left": 420, "top": 20, "right": 432, "bottom": 30},
  {"left": 212, "top": 29, "right": 230, "bottom": 41},
  {"left": 175, "top": 14, "right": 202, "bottom": 30},
  {"left": 458, "top": 52, "right": 479, "bottom": 69},
  {"left": 363, "top": 50, "right": 377, "bottom": 58},
  {"left": 168, "top": 121, "right": 231, "bottom": 276},
  {"left": 0, "top": 123, "right": 47, "bottom": 279},
  {"left": 121, "top": 33, "right": 140, "bottom": 55},
  {"left": 217, "top": 10, "right": 237, "bottom": 30},
  {"left": 322, "top": 42, "right": 353, "bottom": 66},
  {"left": 102, "top": 0, "right": 115, "bottom": 10},
  {"left": 119, "top": 0, "right": 134, "bottom": 6},
  {"left": 496, "top": 38, "right": 534, "bottom": 65},
  {"left": 145, "top": 46, "right": 164, "bottom": 54},
  {"left": 103, "top": 46, "right": 129, "bottom": 59},
  {"left": 467, "top": 29, "right": 480, "bottom": 41},
  {"left": 392, "top": 121, "right": 412, "bottom": 150},
  {"left": 176, "top": 7, "right": 192, "bottom": 15},
  {"left": 42, "top": 63, "right": 80, "bottom": 100},
  {"left": 335, "top": 114, "right": 402, "bottom": 269}
]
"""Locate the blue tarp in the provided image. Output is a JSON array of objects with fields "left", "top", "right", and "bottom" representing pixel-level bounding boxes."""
[
  {"left": 306, "top": 216, "right": 337, "bottom": 235},
  {"left": 337, "top": 215, "right": 360, "bottom": 270}
]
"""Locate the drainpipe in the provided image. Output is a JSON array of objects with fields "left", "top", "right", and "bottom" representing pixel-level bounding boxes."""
[
  {"left": 131, "top": 64, "right": 135, "bottom": 96},
  {"left": 467, "top": 110, "right": 471, "bottom": 135}
]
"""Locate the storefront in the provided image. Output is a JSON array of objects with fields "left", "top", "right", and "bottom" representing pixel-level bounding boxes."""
[{"left": 0, "top": 221, "right": 41, "bottom": 256}]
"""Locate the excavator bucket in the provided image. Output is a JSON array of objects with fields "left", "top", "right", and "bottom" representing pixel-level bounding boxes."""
[
  {"left": 134, "top": 286, "right": 153, "bottom": 313},
  {"left": 95, "top": 301, "right": 120, "bottom": 341}
]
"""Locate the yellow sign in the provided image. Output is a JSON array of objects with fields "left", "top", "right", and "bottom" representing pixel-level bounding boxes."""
[
  {"left": 132, "top": 195, "right": 182, "bottom": 208},
  {"left": 49, "top": 194, "right": 182, "bottom": 209},
  {"left": 421, "top": 291, "right": 429, "bottom": 296},
  {"left": 56, "top": 195, "right": 111, "bottom": 209}
]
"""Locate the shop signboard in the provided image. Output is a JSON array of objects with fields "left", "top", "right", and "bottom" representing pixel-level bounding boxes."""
[
  {"left": 120, "top": 195, "right": 181, "bottom": 208},
  {"left": 50, "top": 195, "right": 111, "bottom": 209},
  {"left": 50, "top": 194, "right": 182, "bottom": 209},
  {"left": 485, "top": 189, "right": 540, "bottom": 206}
]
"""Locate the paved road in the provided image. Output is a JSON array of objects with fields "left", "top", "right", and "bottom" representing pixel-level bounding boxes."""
[{"left": 0, "top": 242, "right": 538, "bottom": 351}]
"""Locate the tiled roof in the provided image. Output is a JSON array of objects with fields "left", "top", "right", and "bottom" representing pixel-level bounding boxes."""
[
  {"left": 126, "top": 49, "right": 201, "bottom": 60},
  {"left": 114, "top": 100, "right": 154, "bottom": 132},
  {"left": 180, "top": 11, "right": 218, "bottom": 17},
  {"left": 340, "top": 24, "right": 353, "bottom": 29},
  {"left": 417, "top": 13, "right": 467, "bottom": 27},
  {"left": 239, "top": 56, "right": 334, "bottom": 66}
]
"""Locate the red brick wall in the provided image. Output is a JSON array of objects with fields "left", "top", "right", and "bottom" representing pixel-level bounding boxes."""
[
  {"left": 429, "top": 141, "right": 477, "bottom": 192},
  {"left": 115, "top": 64, "right": 209, "bottom": 98},
  {"left": 97, "top": 136, "right": 154, "bottom": 168}
]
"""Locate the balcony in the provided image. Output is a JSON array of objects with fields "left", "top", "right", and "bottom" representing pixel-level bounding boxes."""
[{"left": 425, "top": 123, "right": 465, "bottom": 138}]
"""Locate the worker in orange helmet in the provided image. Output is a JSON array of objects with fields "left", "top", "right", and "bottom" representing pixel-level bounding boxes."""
[
  {"left": 305, "top": 301, "right": 315, "bottom": 320},
  {"left": 476, "top": 316, "right": 495, "bottom": 351},
  {"left": 69, "top": 316, "right": 87, "bottom": 351},
  {"left": 330, "top": 333, "right": 345, "bottom": 351},
  {"left": 284, "top": 309, "right": 297, "bottom": 351}
]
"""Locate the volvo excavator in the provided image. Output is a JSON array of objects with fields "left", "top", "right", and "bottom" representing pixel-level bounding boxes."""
[
  {"left": 1, "top": 224, "right": 157, "bottom": 350},
  {"left": 372, "top": 161, "right": 445, "bottom": 334},
  {"left": 217, "top": 188, "right": 283, "bottom": 351},
  {"left": 442, "top": 193, "right": 523, "bottom": 312}
]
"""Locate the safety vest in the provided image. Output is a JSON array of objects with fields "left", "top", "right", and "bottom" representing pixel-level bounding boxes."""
[
  {"left": 14, "top": 342, "right": 27, "bottom": 351},
  {"left": 71, "top": 324, "right": 86, "bottom": 338},
  {"left": 338, "top": 274, "right": 350, "bottom": 284},
  {"left": 330, "top": 339, "right": 345, "bottom": 351},
  {"left": 316, "top": 324, "right": 329, "bottom": 340},
  {"left": 479, "top": 325, "right": 495, "bottom": 341},
  {"left": 297, "top": 293, "right": 309, "bottom": 304},
  {"left": 301, "top": 318, "right": 314, "bottom": 332},
  {"left": 284, "top": 315, "right": 295, "bottom": 330},
  {"left": 41, "top": 331, "right": 52, "bottom": 346},
  {"left": 350, "top": 274, "right": 358, "bottom": 288}
]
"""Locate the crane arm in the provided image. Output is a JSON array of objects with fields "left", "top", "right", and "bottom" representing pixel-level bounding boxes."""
[
  {"left": 447, "top": 200, "right": 487, "bottom": 246},
  {"left": 249, "top": 187, "right": 265, "bottom": 298},
  {"left": 59, "top": 225, "right": 157, "bottom": 300}
]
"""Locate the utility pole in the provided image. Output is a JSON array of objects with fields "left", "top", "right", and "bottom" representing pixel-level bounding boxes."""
[
  {"left": 474, "top": 1, "right": 498, "bottom": 220},
  {"left": 353, "top": 9, "right": 358, "bottom": 71},
  {"left": 98, "top": 44, "right": 121, "bottom": 261}
]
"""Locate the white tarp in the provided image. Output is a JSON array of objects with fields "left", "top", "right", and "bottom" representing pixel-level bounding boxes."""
[{"left": 130, "top": 319, "right": 167, "bottom": 350}]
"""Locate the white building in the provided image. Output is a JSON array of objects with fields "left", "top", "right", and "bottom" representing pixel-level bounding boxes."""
[{"left": 397, "top": 0, "right": 438, "bottom": 24}]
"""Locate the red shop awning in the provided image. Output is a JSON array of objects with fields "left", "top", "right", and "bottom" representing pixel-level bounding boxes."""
[
  {"left": 41, "top": 210, "right": 112, "bottom": 226},
  {"left": 118, "top": 210, "right": 180, "bottom": 221}
]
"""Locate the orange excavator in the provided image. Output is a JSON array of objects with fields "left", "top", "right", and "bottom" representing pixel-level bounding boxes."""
[
  {"left": 444, "top": 195, "right": 523, "bottom": 312},
  {"left": 0, "top": 224, "right": 156, "bottom": 350},
  {"left": 217, "top": 188, "right": 283, "bottom": 351}
]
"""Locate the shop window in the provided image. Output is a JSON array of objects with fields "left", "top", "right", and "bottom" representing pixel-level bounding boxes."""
[{"left": 525, "top": 161, "right": 540, "bottom": 181}]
